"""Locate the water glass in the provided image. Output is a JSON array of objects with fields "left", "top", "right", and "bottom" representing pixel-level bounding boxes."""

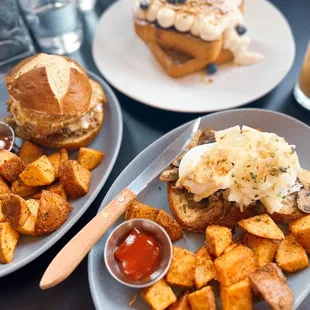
[
  {"left": 19, "top": 0, "right": 83, "bottom": 54},
  {"left": 294, "top": 42, "right": 310, "bottom": 109}
]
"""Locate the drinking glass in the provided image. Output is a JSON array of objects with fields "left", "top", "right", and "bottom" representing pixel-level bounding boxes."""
[
  {"left": 294, "top": 42, "right": 310, "bottom": 109},
  {"left": 19, "top": 0, "right": 83, "bottom": 54}
]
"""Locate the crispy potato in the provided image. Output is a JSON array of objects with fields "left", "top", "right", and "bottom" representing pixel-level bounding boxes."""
[
  {"left": 0, "top": 149, "right": 25, "bottom": 182},
  {"left": 243, "top": 232, "right": 278, "bottom": 268},
  {"left": 47, "top": 152, "right": 61, "bottom": 177},
  {"left": 32, "top": 183, "right": 67, "bottom": 201},
  {"left": 290, "top": 214, "right": 310, "bottom": 252},
  {"left": 166, "top": 246, "right": 196, "bottom": 288},
  {"left": 188, "top": 286, "right": 216, "bottom": 310},
  {"left": 239, "top": 214, "right": 285, "bottom": 241},
  {"left": 35, "top": 190, "right": 72, "bottom": 235},
  {"left": 0, "top": 176, "right": 10, "bottom": 195},
  {"left": 223, "top": 243, "right": 240, "bottom": 254},
  {"left": 0, "top": 201, "right": 4, "bottom": 222},
  {"left": 169, "top": 290, "right": 191, "bottom": 310},
  {"left": 206, "top": 225, "right": 232, "bottom": 257},
  {"left": 220, "top": 278, "right": 252, "bottom": 310},
  {"left": 275, "top": 233, "right": 308, "bottom": 272},
  {"left": 78, "top": 147, "right": 104, "bottom": 171},
  {"left": 59, "top": 160, "right": 91, "bottom": 198},
  {"left": 214, "top": 245, "right": 258, "bottom": 286},
  {"left": 156, "top": 210, "right": 183, "bottom": 242},
  {"left": 194, "top": 245, "right": 216, "bottom": 289},
  {"left": 0, "top": 222, "right": 19, "bottom": 264},
  {"left": 249, "top": 263, "right": 294, "bottom": 310},
  {"left": 18, "top": 141, "right": 44, "bottom": 165},
  {"left": 141, "top": 279, "right": 177, "bottom": 310},
  {"left": 18, "top": 199, "right": 40, "bottom": 236},
  {"left": 2, "top": 194, "right": 30, "bottom": 229},
  {"left": 19, "top": 155, "right": 55, "bottom": 186},
  {"left": 11, "top": 178, "right": 39, "bottom": 197},
  {"left": 124, "top": 201, "right": 159, "bottom": 221},
  {"left": 59, "top": 148, "right": 69, "bottom": 162}
]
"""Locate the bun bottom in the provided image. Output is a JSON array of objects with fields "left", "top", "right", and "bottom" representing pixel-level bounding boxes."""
[{"left": 31, "top": 110, "right": 104, "bottom": 150}]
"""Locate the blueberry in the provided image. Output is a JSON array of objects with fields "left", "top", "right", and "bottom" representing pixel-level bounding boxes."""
[
  {"left": 177, "top": 0, "right": 186, "bottom": 3},
  {"left": 140, "top": 0, "right": 149, "bottom": 10},
  {"left": 236, "top": 24, "right": 247, "bottom": 36},
  {"left": 206, "top": 63, "right": 218, "bottom": 75},
  {"left": 167, "top": 0, "right": 176, "bottom": 4}
]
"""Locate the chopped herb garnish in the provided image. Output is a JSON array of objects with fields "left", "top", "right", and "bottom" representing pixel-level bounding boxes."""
[
  {"left": 252, "top": 187, "right": 258, "bottom": 190},
  {"left": 270, "top": 152, "right": 275, "bottom": 158},
  {"left": 279, "top": 167, "right": 287, "bottom": 173},
  {"left": 290, "top": 146, "right": 296, "bottom": 154},
  {"left": 231, "top": 173, "right": 235, "bottom": 178},
  {"left": 250, "top": 172, "right": 257, "bottom": 180},
  {"left": 270, "top": 168, "right": 278, "bottom": 176}
]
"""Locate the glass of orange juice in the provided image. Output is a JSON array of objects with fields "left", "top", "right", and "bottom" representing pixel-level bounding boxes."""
[{"left": 294, "top": 43, "right": 310, "bottom": 109}]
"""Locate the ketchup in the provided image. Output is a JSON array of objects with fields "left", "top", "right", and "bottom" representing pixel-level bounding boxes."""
[
  {"left": 0, "top": 135, "right": 12, "bottom": 150},
  {"left": 114, "top": 228, "right": 161, "bottom": 280}
]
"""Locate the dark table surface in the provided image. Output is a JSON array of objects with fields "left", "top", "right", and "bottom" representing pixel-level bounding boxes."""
[{"left": 0, "top": 0, "right": 310, "bottom": 309}]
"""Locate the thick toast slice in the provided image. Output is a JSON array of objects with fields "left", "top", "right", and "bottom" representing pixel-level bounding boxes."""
[{"left": 167, "top": 182, "right": 256, "bottom": 232}]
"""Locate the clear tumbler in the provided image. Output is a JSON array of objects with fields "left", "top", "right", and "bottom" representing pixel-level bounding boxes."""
[
  {"left": 294, "top": 43, "right": 310, "bottom": 109},
  {"left": 19, "top": 0, "right": 83, "bottom": 54}
]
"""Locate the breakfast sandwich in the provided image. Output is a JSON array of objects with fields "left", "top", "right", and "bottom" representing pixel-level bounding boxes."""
[
  {"left": 5, "top": 53, "right": 107, "bottom": 150},
  {"left": 134, "top": 0, "right": 263, "bottom": 78}
]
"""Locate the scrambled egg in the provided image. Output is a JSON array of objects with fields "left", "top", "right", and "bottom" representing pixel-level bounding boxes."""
[{"left": 177, "top": 126, "right": 300, "bottom": 213}]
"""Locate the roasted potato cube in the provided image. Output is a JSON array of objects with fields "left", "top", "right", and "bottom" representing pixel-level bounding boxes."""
[
  {"left": 78, "top": 147, "right": 104, "bottom": 171},
  {"left": 275, "top": 233, "right": 308, "bottom": 272},
  {"left": 0, "top": 149, "right": 25, "bottom": 182},
  {"left": 195, "top": 245, "right": 216, "bottom": 289},
  {"left": 249, "top": 263, "right": 294, "bottom": 310},
  {"left": 169, "top": 290, "right": 191, "bottom": 310},
  {"left": 206, "top": 225, "right": 232, "bottom": 257},
  {"left": 290, "top": 214, "right": 310, "bottom": 252},
  {"left": 141, "top": 279, "right": 176, "bottom": 310},
  {"left": 214, "top": 245, "right": 258, "bottom": 286},
  {"left": 59, "top": 148, "right": 69, "bottom": 162},
  {"left": 0, "top": 222, "right": 19, "bottom": 263},
  {"left": 220, "top": 278, "right": 252, "bottom": 310},
  {"left": 47, "top": 152, "right": 61, "bottom": 177},
  {"left": 188, "top": 286, "right": 216, "bottom": 310},
  {"left": 11, "top": 178, "right": 39, "bottom": 197},
  {"left": 165, "top": 246, "right": 196, "bottom": 288},
  {"left": 19, "top": 155, "right": 55, "bottom": 186},
  {"left": 18, "top": 141, "right": 44, "bottom": 165},
  {"left": 156, "top": 210, "right": 183, "bottom": 242},
  {"left": 124, "top": 201, "right": 159, "bottom": 221},
  {"left": 0, "top": 176, "right": 10, "bottom": 195},
  {"left": 18, "top": 199, "right": 40, "bottom": 236},
  {"left": 223, "top": 243, "right": 240, "bottom": 254},
  {"left": 239, "top": 214, "right": 285, "bottom": 240},
  {"left": 59, "top": 160, "right": 91, "bottom": 198},
  {"left": 32, "top": 183, "right": 67, "bottom": 201},
  {"left": 0, "top": 201, "right": 4, "bottom": 222},
  {"left": 35, "top": 190, "right": 72, "bottom": 235},
  {"left": 2, "top": 194, "right": 30, "bottom": 229},
  {"left": 243, "top": 232, "right": 278, "bottom": 267}
]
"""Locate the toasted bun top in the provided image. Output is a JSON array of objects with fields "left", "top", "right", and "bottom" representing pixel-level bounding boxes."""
[{"left": 6, "top": 53, "right": 92, "bottom": 116}]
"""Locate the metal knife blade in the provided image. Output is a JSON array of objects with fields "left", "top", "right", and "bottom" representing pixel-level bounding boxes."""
[{"left": 128, "top": 117, "right": 201, "bottom": 195}]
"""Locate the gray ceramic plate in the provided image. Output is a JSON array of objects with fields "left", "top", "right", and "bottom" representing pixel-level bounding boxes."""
[
  {"left": 88, "top": 109, "right": 310, "bottom": 310},
  {"left": 0, "top": 71, "right": 123, "bottom": 278}
]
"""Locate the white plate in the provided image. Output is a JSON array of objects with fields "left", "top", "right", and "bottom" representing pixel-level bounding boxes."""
[
  {"left": 92, "top": 0, "right": 295, "bottom": 113},
  {"left": 89, "top": 109, "right": 310, "bottom": 310},
  {"left": 0, "top": 71, "right": 123, "bottom": 278}
]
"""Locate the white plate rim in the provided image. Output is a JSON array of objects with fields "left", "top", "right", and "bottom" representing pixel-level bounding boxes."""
[
  {"left": 0, "top": 71, "right": 123, "bottom": 278},
  {"left": 92, "top": 0, "right": 296, "bottom": 113},
  {"left": 88, "top": 108, "right": 310, "bottom": 310}
]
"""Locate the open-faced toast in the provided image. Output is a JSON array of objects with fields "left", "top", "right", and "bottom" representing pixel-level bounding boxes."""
[{"left": 160, "top": 128, "right": 310, "bottom": 232}]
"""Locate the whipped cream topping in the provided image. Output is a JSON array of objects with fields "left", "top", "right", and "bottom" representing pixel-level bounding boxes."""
[{"left": 135, "top": 0, "right": 264, "bottom": 65}]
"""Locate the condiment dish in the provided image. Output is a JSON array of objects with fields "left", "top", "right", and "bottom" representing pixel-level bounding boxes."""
[
  {"left": 0, "top": 121, "right": 14, "bottom": 151},
  {"left": 104, "top": 219, "right": 172, "bottom": 288}
]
